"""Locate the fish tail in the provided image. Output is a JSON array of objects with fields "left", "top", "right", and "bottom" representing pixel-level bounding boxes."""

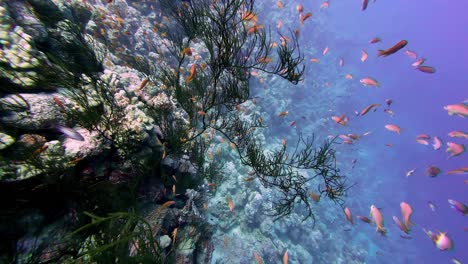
[{"left": 377, "top": 50, "right": 386, "bottom": 57}]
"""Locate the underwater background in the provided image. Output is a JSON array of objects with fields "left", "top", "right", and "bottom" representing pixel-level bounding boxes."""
[{"left": 0, "top": 0, "right": 466, "bottom": 263}]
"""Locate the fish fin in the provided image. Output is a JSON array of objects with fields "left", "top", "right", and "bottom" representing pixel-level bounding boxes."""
[{"left": 377, "top": 50, "right": 386, "bottom": 57}]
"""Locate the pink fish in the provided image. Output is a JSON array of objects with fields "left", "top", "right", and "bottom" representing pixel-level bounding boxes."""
[
  {"left": 416, "top": 134, "right": 430, "bottom": 139},
  {"left": 412, "top": 58, "right": 426, "bottom": 67},
  {"left": 323, "top": 46, "right": 329, "bottom": 55},
  {"left": 393, "top": 216, "right": 409, "bottom": 234},
  {"left": 345, "top": 207, "right": 353, "bottom": 224},
  {"left": 385, "top": 124, "right": 401, "bottom": 134},
  {"left": 444, "top": 103, "right": 468, "bottom": 118},
  {"left": 361, "top": 50, "right": 368, "bottom": 62},
  {"left": 446, "top": 142, "right": 465, "bottom": 156},
  {"left": 432, "top": 136, "right": 442, "bottom": 150},
  {"left": 448, "top": 199, "right": 468, "bottom": 215},
  {"left": 356, "top": 215, "right": 371, "bottom": 223},
  {"left": 360, "top": 77, "right": 380, "bottom": 87},
  {"left": 434, "top": 232, "right": 453, "bottom": 251},
  {"left": 370, "top": 205, "right": 386, "bottom": 236},
  {"left": 404, "top": 50, "right": 417, "bottom": 59},
  {"left": 400, "top": 202, "right": 413, "bottom": 228},
  {"left": 448, "top": 131, "right": 468, "bottom": 139},
  {"left": 416, "top": 139, "right": 429, "bottom": 145},
  {"left": 55, "top": 125, "right": 85, "bottom": 141}
]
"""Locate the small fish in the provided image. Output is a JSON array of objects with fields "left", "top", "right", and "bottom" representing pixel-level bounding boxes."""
[
  {"left": 323, "top": 46, "right": 329, "bottom": 55},
  {"left": 56, "top": 125, "right": 85, "bottom": 141},
  {"left": 416, "top": 65, "right": 436, "bottom": 73},
  {"left": 444, "top": 103, "right": 468, "bottom": 118},
  {"left": 331, "top": 114, "right": 349, "bottom": 126},
  {"left": 247, "top": 25, "right": 264, "bottom": 34},
  {"left": 432, "top": 136, "right": 442, "bottom": 150},
  {"left": 406, "top": 168, "right": 416, "bottom": 177},
  {"left": 385, "top": 99, "right": 393, "bottom": 106},
  {"left": 281, "top": 138, "right": 287, "bottom": 146},
  {"left": 369, "top": 37, "right": 381, "bottom": 44},
  {"left": 400, "top": 202, "right": 414, "bottom": 228},
  {"left": 172, "top": 228, "right": 178, "bottom": 245},
  {"left": 345, "top": 74, "right": 353, "bottom": 79},
  {"left": 426, "top": 165, "right": 441, "bottom": 177},
  {"left": 427, "top": 201, "right": 436, "bottom": 212},
  {"left": 53, "top": 96, "right": 66, "bottom": 111},
  {"left": 362, "top": 0, "right": 369, "bottom": 11},
  {"left": 385, "top": 124, "right": 401, "bottom": 134},
  {"left": 404, "top": 50, "right": 417, "bottom": 59},
  {"left": 384, "top": 109, "right": 394, "bottom": 117},
  {"left": 360, "top": 103, "right": 380, "bottom": 116},
  {"left": 296, "top": 4, "right": 304, "bottom": 12},
  {"left": 448, "top": 199, "right": 468, "bottom": 215},
  {"left": 181, "top": 47, "right": 192, "bottom": 56},
  {"left": 278, "top": 111, "right": 289, "bottom": 117},
  {"left": 412, "top": 58, "right": 426, "bottom": 67},
  {"left": 253, "top": 252, "right": 264, "bottom": 264},
  {"left": 416, "top": 139, "right": 429, "bottom": 145},
  {"left": 320, "top": 1, "right": 330, "bottom": 9},
  {"left": 452, "top": 258, "right": 461, "bottom": 264},
  {"left": 434, "top": 232, "right": 453, "bottom": 251},
  {"left": 226, "top": 197, "right": 234, "bottom": 212},
  {"left": 361, "top": 50, "right": 368, "bottom": 62},
  {"left": 172, "top": 184, "right": 176, "bottom": 195},
  {"left": 378, "top": 40, "right": 408, "bottom": 57},
  {"left": 416, "top": 134, "right": 430, "bottom": 139},
  {"left": 360, "top": 77, "right": 380, "bottom": 87},
  {"left": 300, "top": 12, "right": 312, "bottom": 25},
  {"left": 289, "top": 121, "right": 297, "bottom": 127},
  {"left": 446, "top": 142, "right": 465, "bottom": 156},
  {"left": 339, "top": 57, "right": 344, "bottom": 67},
  {"left": 447, "top": 131, "right": 468, "bottom": 139},
  {"left": 257, "top": 57, "right": 272, "bottom": 64},
  {"left": 345, "top": 207, "right": 354, "bottom": 224},
  {"left": 283, "top": 250, "right": 288, "bottom": 264},
  {"left": 393, "top": 216, "right": 409, "bottom": 234},
  {"left": 310, "top": 58, "right": 319, "bottom": 63},
  {"left": 447, "top": 167, "right": 468, "bottom": 175},
  {"left": 160, "top": 200, "right": 175, "bottom": 209},
  {"left": 244, "top": 177, "right": 254, "bottom": 182},
  {"left": 137, "top": 77, "right": 150, "bottom": 91},
  {"left": 277, "top": 20, "right": 283, "bottom": 29},
  {"left": 370, "top": 205, "right": 386, "bottom": 236},
  {"left": 277, "top": 1, "right": 284, "bottom": 9},
  {"left": 356, "top": 215, "right": 371, "bottom": 223},
  {"left": 309, "top": 191, "right": 320, "bottom": 202},
  {"left": 186, "top": 64, "right": 197, "bottom": 83},
  {"left": 33, "top": 144, "right": 48, "bottom": 156}
]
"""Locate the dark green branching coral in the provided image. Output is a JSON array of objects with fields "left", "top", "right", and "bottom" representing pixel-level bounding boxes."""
[{"left": 141, "top": 0, "right": 349, "bottom": 223}]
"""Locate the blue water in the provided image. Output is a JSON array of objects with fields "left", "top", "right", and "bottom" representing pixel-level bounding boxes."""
[{"left": 249, "top": 0, "right": 467, "bottom": 263}]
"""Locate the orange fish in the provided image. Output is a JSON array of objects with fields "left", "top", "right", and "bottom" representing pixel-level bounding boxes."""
[
  {"left": 33, "top": 145, "right": 48, "bottom": 156},
  {"left": 241, "top": 11, "right": 257, "bottom": 21},
  {"left": 345, "top": 74, "right": 353, "bottom": 79},
  {"left": 296, "top": 4, "right": 304, "bottom": 13},
  {"left": 172, "top": 228, "right": 178, "bottom": 245},
  {"left": 226, "top": 197, "right": 234, "bottom": 212},
  {"left": 277, "top": 20, "right": 283, "bottom": 29},
  {"left": 278, "top": 111, "right": 289, "bottom": 117},
  {"left": 332, "top": 114, "right": 349, "bottom": 126},
  {"left": 448, "top": 131, "right": 468, "bottom": 139},
  {"left": 345, "top": 207, "right": 354, "bottom": 224},
  {"left": 360, "top": 103, "right": 380, "bottom": 116},
  {"left": 309, "top": 191, "right": 320, "bottom": 202},
  {"left": 385, "top": 124, "right": 401, "bottom": 134},
  {"left": 181, "top": 47, "right": 192, "bottom": 56},
  {"left": 369, "top": 37, "right": 381, "bottom": 44},
  {"left": 160, "top": 200, "right": 176, "bottom": 209},
  {"left": 137, "top": 77, "right": 150, "bottom": 91},
  {"left": 283, "top": 250, "right": 288, "bottom": 264},
  {"left": 299, "top": 12, "right": 312, "bottom": 25},
  {"left": 310, "top": 58, "right": 319, "bottom": 63},
  {"left": 277, "top": 1, "right": 284, "bottom": 9},
  {"left": 257, "top": 57, "right": 272, "bottom": 64},
  {"left": 186, "top": 64, "right": 197, "bottom": 83},
  {"left": 247, "top": 24, "right": 264, "bottom": 34},
  {"left": 416, "top": 139, "right": 429, "bottom": 145},
  {"left": 360, "top": 77, "right": 380, "bottom": 87},
  {"left": 444, "top": 103, "right": 468, "bottom": 118},
  {"left": 253, "top": 252, "right": 264, "bottom": 264},
  {"left": 447, "top": 167, "right": 468, "bottom": 175}
]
